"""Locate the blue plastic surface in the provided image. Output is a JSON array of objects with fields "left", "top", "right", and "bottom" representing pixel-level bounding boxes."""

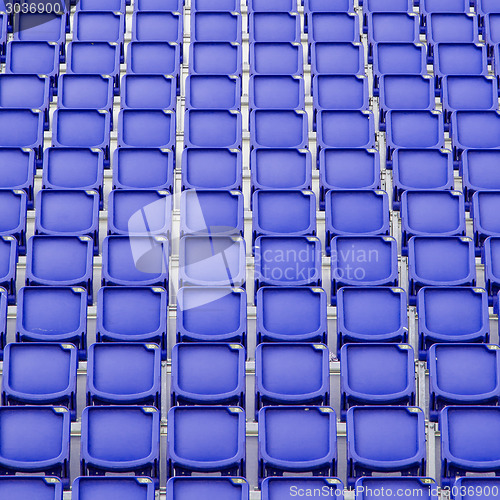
[
  {"left": 0, "top": 148, "right": 35, "bottom": 207},
  {"left": 249, "top": 12, "right": 300, "bottom": 42},
  {"left": 185, "top": 110, "right": 241, "bottom": 149},
  {"left": 118, "top": 110, "right": 175, "bottom": 149},
  {"left": 478, "top": 0, "right": 500, "bottom": 15},
  {"left": 0, "top": 189, "right": 27, "bottom": 254},
  {"left": 472, "top": 192, "right": 500, "bottom": 248},
  {"left": 421, "top": 0, "right": 471, "bottom": 15},
  {"left": 0, "top": 288, "right": 6, "bottom": 353},
  {"left": 305, "top": 0, "right": 353, "bottom": 12},
  {"left": 250, "top": 75, "right": 305, "bottom": 110},
  {"left": 0, "top": 236, "right": 17, "bottom": 302},
  {"left": 453, "top": 477, "right": 500, "bottom": 500},
  {"left": 250, "top": 110, "right": 308, "bottom": 149},
  {"left": 262, "top": 477, "right": 344, "bottom": 500},
  {"left": 166, "top": 477, "right": 249, "bottom": 500},
  {"left": 355, "top": 478, "right": 437, "bottom": 500},
  {"left": 310, "top": 42, "right": 364, "bottom": 76},
  {"left": 122, "top": 75, "right": 176, "bottom": 111},
  {"left": 0, "top": 476, "right": 63, "bottom": 500},
  {"left": 462, "top": 150, "right": 500, "bottom": 203},
  {"left": 77, "top": 0, "right": 126, "bottom": 10},
  {"left": 192, "top": 0, "right": 238, "bottom": 10},
  {"left": 189, "top": 42, "right": 242, "bottom": 76},
  {"left": 132, "top": 12, "right": 182, "bottom": 43},
  {"left": 186, "top": 75, "right": 240, "bottom": 110},
  {"left": 135, "top": 0, "right": 182, "bottom": 9},
  {"left": 482, "top": 237, "right": 500, "bottom": 299},
  {"left": 308, "top": 12, "right": 359, "bottom": 43},
  {"left": 250, "top": 42, "right": 303, "bottom": 76},
  {"left": 72, "top": 477, "right": 155, "bottom": 500},
  {"left": 192, "top": 12, "right": 241, "bottom": 43},
  {"left": 0, "top": 109, "right": 44, "bottom": 160},
  {"left": 451, "top": 111, "right": 500, "bottom": 157},
  {"left": 126, "top": 41, "right": 180, "bottom": 77},
  {"left": 485, "top": 14, "right": 500, "bottom": 46}
]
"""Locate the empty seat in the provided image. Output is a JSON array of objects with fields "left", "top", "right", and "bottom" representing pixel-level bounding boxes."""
[
  {"left": 472, "top": 192, "right": 500, "bottom": 248},
  {"left": 72, "top": 477, "right": 155, "bottom": 500},
  {"left": 113, "top": 148, "right": 173, "bottom": 192},
  {"left": 451, "top": 111, "right": 500, "bottom": 157},
  {"left": 252, "top": 190, "right": 316, "bottom": 241},
  {"left": 127, "top": 42, "right": 181, "bottom": 82},
  {"left": 189, "top": 42, "right": 242, "bottom": 76},
  {"left": 337, "top": 287, "right": 409, "bottom": 350},
  {"left": 362, "top": 0, "right": 413, "bottom": 15},
  {"left": 249, "top": 12, "right": 300, "bottom": 43},
  {"left": 81, "top": 406, "right": 160, "bottom": 484},
  {"left": 392, "top": 149, "right": 454, "bottom": 208},
  {"left": 429, "top": 343, "right": 500, "bottom": 421},
  {"left": 0, "top": 287, "right": 6, "bottom": 353},
  {"left": 258, "top": 406, "right": 337, "bottom": 479},
  {"left": 122, "top": 75, "right": 176, "bottom": 111},
  {"left": 250, "top": 110, "right": 308, "bottom": 149},
  {"left": 325, "top": 190, "right": 390, "bottom": 253},
  {"left": 97, "top": 287, "right": 167, "bottom": 358},
  {"left": 0, "top": 476, "right": 63, "bottom": 500},
  {"left": 251, "top": 148, "right": 312, "bottom": 192},
  {"left": 77, "top": 0, "right": 126, "bottom": 10},
  {"left": 179, "top": 235, "right": 245, "bottom": 287},
  {"left": 87, "top": 343, "right": 161, "bottom": 407},
  {"left": 0, "top": 13, "right": 5, "bottom": 61},
  {"left": 452, "top": 477, "right": 500, "bottom": 500},
  {"left": 180, "top": 190, "right": 244, "bottom": 236},
  {"left": 0, "top": 189, "right": 27, "bottom": 254},
  {"left": 2, "top": 343, "right": 78, "bottom": 419},
  {"left": 255, "top": 343, "right": 329, "bottom": 412},
  {"left": 118, "top": 110, "right": 175, "bottom": 149},
  {"left": 0, "top": 406, "right": 71, "bottom": 486},
  {"left": 135, "top": 0, "right": 182, "bottom": 10},
  {"left": 440, "top": 407, "right": 500, "bottom": 487},
  {"left": 132, "top": 12, "right": 182, "bottom": 43},
  {"left": 355, "top": 478, "right": 438, "bottom": 500},
  {"left": 340, "top": 343, "right": 415, "bottom": 418},
  {"left": 262, "top": 477, "right": 344, "bottom": 500},
  {"left": 250, "top": 0, "right": 297, "bottom": 11},
  {"left": 254, "top": 236, "right": 322, "bottom": 289},
  {"left": 185, "top": 110, "right": 241, "bottom": 149},
  {"left": 186, "top": 75, "right": 241, "bottom": 110},
  {"left": 310, "top": 42, "right": 364, "bottom": 76},
  {"left": 167, "top": 406, "right": 246, "bottom": 477},
  {"left": 347, "top": 406, "right": 426, "bottom": 487},
  {"left": 256, "top": 286, "right": 327, "bottom": 343},
  {"left": 191, "top": 12, "right": 241, "bottom": 43},
  {"left": 401, "top": 190, "right": 466, "bottom": 252},
  {"left": 191, "top": 0, "right": 239, "bottom": 10},
  {"left": 0, "top": 236, "right": 17, "bottom": 301},
  {"left": 421, "top": 0, "right": 471, "bottom": 15},
  {"left": 305, "top": 0, "right": 353, "bottom": 12},
  {"left": 417, "top": 287, "right": 489, "bottom": 358},
  {"left": 308, "top": 12, "right": 359, "bottom": 44},
  {"left": 481, "top": 237, "right": 500, "bottom": 299},
  {"left": 478, "top": 0, "right": 500, "bottom": 15},
  {"left": 249, "top": 75, "right": 305, "bottom": 110},
  {"left": 17, "top": 286, "right": 87, "bottom": 355},
  {"left": 462, "top": 150, "right": 500, "bottom": 204},
  {"left": 485, "top": 14, "right": 500, "bottom": 47},
  {"left": 0, "top": 109, "right": 44, "bottom": 160},
  {"left": 330, "top": 236, "right": 398, "bottom": 300},
  {"left": 176, "top": 286, "right": 246, "bottom": 344},
  {"left": 0, "top": 148, "right": 35, "bottom": 208},
  {"left": 167, "top": 477, "right": 249, "bottom": 500},
  {"left": 171, "top": 343, "right": 245, "bottom": 407},
  {"left": 182, "top": 148, "right": 242, "bottom": 191},
  {"left": 250, "top": 42, "right": 303, "bottom": 76}
]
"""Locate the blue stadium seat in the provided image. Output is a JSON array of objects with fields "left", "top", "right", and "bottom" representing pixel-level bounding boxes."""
[
  {"left": 81, "top": 406, "right": 160, "bottom": 485},
  {"left": 250, "top": 42, "right": 303, "bottom": 76},
  {"left": 362, "top": 0, "right": 413, "bottom": 16},
  {"left": 262, "top": 478, "right": 344, "bottom": 500},
  {"left": 43, "top": 148, "right": 104, "bottom": 209},
  {"left": 0, "top": 13, "right": 6, "bottom": 62},
  {"left": 249, "top": 12, "right": 300, "bottom": 43},
  {"left": 462, "top": 150, "right": 500, "bottom": 205},
  {"left": 16, "top": 286, "right": 87, "bottom": 355},
  {"left": 73, "top": 477, "right": 155, "bottom": 500},
  {"left": 0, "top": 406, "right": 71, "bottom": 486},
  {"left": 122, "top": 75, "right": 176, "bottom": 110},
  {"left": 5, "top": 41, "right": 60, "bottom": 91},
  {"left": 0, "top": 476, "right": 63, "bottom": 500},
  {"left": 0, "top": 74, "right": 50, "bottom": 130},
  {"left": 0, "top": 189, "right": 27, "bottom": 254},
  {"left": 472, "top": 192, "right": 500, "bottom": 249},
  {"left": 250, "top": 75, "right": 305, "bottom": 111},
  {"left": 0, "top": 148, "right": 35, "bottom": 208},
  {"left": 185, "top": 110, "right": 241, "bottom": 149},
  {"left": 77, "top": 0, "right": 126, "bottom": 10},
  {"left": 392, "top": 149, "right": 454, "bottom": 208},
  {"left": 180, "top": 190, "right": 244, "bottom": 236},
  {"left": 250, "top": 110, "right": 308, "bottom": 149},
  {"left": 310, "top": 42, "right": 364, "bottom": 77},
  {"left": 355, "top": 478, "right": 438, "bottom": 500},
  {"left": 478, "top": 0, "right": 500, "bottom": 15},
  {"left": 132, "top": 12, "right": 182, "bottom": 43},
  {"left": 177, "top": 286, "right": 246, "bottom": 344},
  {"left": 252, "top": 190, "right": 316, "bottom": 241},
  {"left": 0, "top": 109, "right": 44, "bottom": 161},
  {"left": 135, "top": 0, "right": 182, "bottom": 10},
  {"left": 167, "top": 477, "right": 249, "bottom": 500},
  {"left": 256, "top": 286, "right": 327, "bottom": 343},
  {"left": 171, "top": 343, "right": 245, "bottom": 407},
  {"left": 2, "top": 343, "right": 78, "bottom": 419},
  {"left": 440, "top": 407, "right": 500, "bottom": 487},
  {"left": 52, "top": 109, "right": 111, "bottom": 165},
  {"left": 179, "top": 235, "right": 245, "bottom": 287},
  {"left": 97, "top": 287, "right": 167, "bottom": 358},
  {"left": 186, "top": 75, "right": 241, "bottom": 110},
  {"left": 35, "top": 190, "right": 99, "bottom": 254},
  {"left": 385, "top": 111, "right": 445, "bottom": 164},
  {"left": 308, "top": 12, "right": 359, "bottom": 44},
  {"left": 26, "top": 236, "right": 93, "bottom": 302},
  {"left": 485, "top": 14, "right": 500, "bottom": 49},
  {"left": 340, "top": 343, "right": 415, "bottom": 419},
  {"left": 451, "top": 111, "right": 500, "bottom": 158},
  {"left": 189, "top": 42, "right": 242, "bottom": 76},
  {"left": 428, "top": 343, "right": 500, "bottom": 421},
  {"left": 255, "top": 343, "right": 329, "bottom": 412},
  {"left": 417, "top": 287, "right": 489, "bottom": 359},
  {"left": 118, "top": 110, "right": 175, "bottom": 150},
  {"left": 258, "top": 406, "right": 337, "bottom": 480},
  {"left": 336, "top": 287, "right": 408, "bottom": 349},
  {"left": 401, "top": 190, "right": 466, "bottom": 252},
  {"left": 317, "top": 110, "right": 375, "bottom": 150},
  {"left": 250, "top": 0, "right": 298, "bottom": 11},
  {"left": 325, "top": 190, "right": 390, "bottom": 254},
  {"left": 453, "top": 478, "right": 500, "bottom": 500},
  {"left": 254, "top": 236, "right": 322, "bottom": 289},
  {"left": 347, "top": 406, "right": 426, "bottom": 487},
  {"left": 101, "top": 235, "right": 169, "bottom": 289},
  {"left": 0, "top": 236, "right": 17, "bottom": 302},
  {"left": 108, "top": 190, "right": 172, "bottom": 239},
  {"left": 0, "top": 287, "right": 6, "bottom": 353},
  {"left": 192, "top": 12, "right": 241, "bottom": 43},
  {"left": 330, "top": 236, "right": 398, "bottom": 300},
  {"left": 87, "top": 343, "right": 161, "bottom": 407},
  {"left": 113, "top": 148, "right": 173, "bottom": 192},
  {"left": 420, "top": 0, "right": 471, "bottom": 16},
  {"left": 251, "top": 148, "right": 312, "bottom": 192},
  {"left": 182, "top": 148, "right": 242, "bottom": 191},
  {"left": 483, "top": 237, "right": 500, "bottom": 300},
  {"left": 167, "top": 406, "right": 246, "bottom": 477},
  {"left": 67, "top": 42, "right": 121, "bottom": 91}
]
